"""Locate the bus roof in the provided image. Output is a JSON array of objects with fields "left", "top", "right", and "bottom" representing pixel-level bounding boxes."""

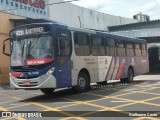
[{"left": 11, "top": 22, "right": 146, "bottom": 43}]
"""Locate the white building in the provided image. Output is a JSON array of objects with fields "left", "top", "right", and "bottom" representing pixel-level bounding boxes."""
[{"left": 49, "top": 0, "right": 139, "bottom": 31}]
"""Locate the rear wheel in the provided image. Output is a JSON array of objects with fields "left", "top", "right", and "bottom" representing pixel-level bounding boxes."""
[
  {"left": 120, "top": 67, "right": 134, "bottom": 83},
  {"left": 40, "top": 88, "right": 55, "bottom": 95},
  {"left": 73, "top": 72, "right": 90, "bottom": 93}
]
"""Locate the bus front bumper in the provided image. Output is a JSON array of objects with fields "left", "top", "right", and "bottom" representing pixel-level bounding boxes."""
[{"left": 10, "top": 75, "right": 56, "bottom": 89}]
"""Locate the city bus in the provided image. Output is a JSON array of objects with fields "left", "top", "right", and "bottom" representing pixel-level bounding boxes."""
[
  {"left": 3, "top": 23, "right": 149, "bottom": 94},
  {"left": 148, "top": 44, "right": 160, "bottom": 71}
]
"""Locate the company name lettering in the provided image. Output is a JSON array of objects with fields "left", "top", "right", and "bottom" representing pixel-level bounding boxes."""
[
  {"left": 12, "top": 0, "right": 45, "bottom": 9},
  {"left": 16, "top": 27, "right": 44, "bottom": 36}
]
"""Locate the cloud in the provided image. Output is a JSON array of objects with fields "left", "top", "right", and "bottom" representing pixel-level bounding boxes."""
[
  {"left": 72, "top": 0, "right": 106, "bottom": 10},
  {"left": 70, "top": 0, "right": 160, "bottom": 20}
]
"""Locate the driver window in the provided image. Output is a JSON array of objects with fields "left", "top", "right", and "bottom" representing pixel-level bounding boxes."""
[{"left": 56, "top": 30, "right": 72, "bottom": 66}]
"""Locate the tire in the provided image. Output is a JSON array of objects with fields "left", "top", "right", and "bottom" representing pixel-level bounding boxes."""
[
  {"left": 40, "top": 88, "right": 55, "bottom": 95},
  {"left": 120, "top": 67, "right": 134, "bottom": 83},
  {"left": 73, "top": 72, "right": 90, "bottom": 93}
]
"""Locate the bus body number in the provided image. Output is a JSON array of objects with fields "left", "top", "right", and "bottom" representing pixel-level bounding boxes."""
[{"left": 16, "top": 31, "right": 24, "bottom": 36}]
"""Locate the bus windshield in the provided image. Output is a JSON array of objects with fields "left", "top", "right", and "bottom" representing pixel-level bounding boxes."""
[{"left": 11, "top": 35, "right": 54, "bottom": 66}]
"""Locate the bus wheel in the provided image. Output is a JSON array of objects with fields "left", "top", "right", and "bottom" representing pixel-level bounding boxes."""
[
  {"left": 40, "top": 88, "right": 55, "bottom": 95},
  {"left": 120, "top": 68, "right": 134, "bottom": 83},
  {"left": 73, "top": 72, "right": 90, "bottom": 93}
]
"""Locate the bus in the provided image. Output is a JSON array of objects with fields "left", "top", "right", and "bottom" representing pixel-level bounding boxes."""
[
  {"left": 148, "top": 44, "right": 160, "bottom": 71},
  {"left": 3, "top": 22, "right": 149, "bottom": 94}
]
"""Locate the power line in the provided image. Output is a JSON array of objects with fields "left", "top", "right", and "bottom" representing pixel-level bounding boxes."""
[{"left": 0, "top": 0, "right": 80, "bottom": 12}]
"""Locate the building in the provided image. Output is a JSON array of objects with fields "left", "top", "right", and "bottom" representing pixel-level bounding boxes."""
[
  {"left": 0, "top": 0, "right": 49, "bottom": 85},
  {"left": 109, "top": 20, "right": 160, "bottom": 48},
  {"left": 133, "top": 12, "right": 150, "bottom": 22},
  {"left": 49, "top": 0, "right": 139, "bottom": 31}
]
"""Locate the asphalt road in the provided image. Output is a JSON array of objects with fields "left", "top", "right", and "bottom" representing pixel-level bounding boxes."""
[{"left": 0, "top": 74, "right": 160, "bottom": 120}]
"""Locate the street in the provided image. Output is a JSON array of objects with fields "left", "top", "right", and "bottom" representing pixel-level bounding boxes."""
[{"left": 0, "top": 74, "right": 160, "bottom": 120}]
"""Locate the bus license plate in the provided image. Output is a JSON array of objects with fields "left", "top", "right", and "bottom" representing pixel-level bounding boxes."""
[{"left": 23, "top": 81, "right": 31, "bottom": 86}]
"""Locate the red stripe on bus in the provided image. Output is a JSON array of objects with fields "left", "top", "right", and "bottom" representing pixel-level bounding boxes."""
[{"left": 116, "top": 59, "right": 125, "bottom": 80}]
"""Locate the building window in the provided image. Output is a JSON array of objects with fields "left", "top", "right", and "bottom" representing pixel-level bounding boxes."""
[
  {"left": 33, "top": 8, "right": 35, "bottom": 12},
  {"left": 20, "top": 5, "right": 23, "bottom": 9},
  {"left": 24, "top": 6, "right": 26, "bottom": 10},
  {"left": 6, "top": 0, "right": 8, "bottom": 5},
  {"left": 15, "top": 3, "right": 18, "bottom": 7},
  {"left": 11, "top": 2, "right": 13, "bottom": 6}
]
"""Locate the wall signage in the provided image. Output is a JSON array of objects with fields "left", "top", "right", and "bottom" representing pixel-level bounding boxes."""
[{"left": 12, "top": 0, "right": 45, "bottom": 9}]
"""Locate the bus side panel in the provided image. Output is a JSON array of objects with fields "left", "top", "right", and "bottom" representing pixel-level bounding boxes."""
[
  {"left": 133, "top": 57, "right": 149, "bottom": 76},
  {"left": 97, "top": 56, "right": 112, "bottom": 82},
  {"left": 119, "top": 56, "right": 149, "bottom": 79},
  {"left": 54, "top": 60, "right": 72, "bottom": 88},
  {"left": 72, "top": 56, "right": 96, "bottom": 85}
]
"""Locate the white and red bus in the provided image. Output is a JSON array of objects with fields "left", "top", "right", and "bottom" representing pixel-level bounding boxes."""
[{"left": 3, "top": 23, "right": 149, "bottom": 94}]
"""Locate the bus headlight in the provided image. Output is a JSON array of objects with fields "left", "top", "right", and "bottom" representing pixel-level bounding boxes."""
[
  {"left": 47, "top": 68, "right": 55, "bottom": 74},
  {"left": 40, "top": 67, "right": 55, "bottom": 79}
]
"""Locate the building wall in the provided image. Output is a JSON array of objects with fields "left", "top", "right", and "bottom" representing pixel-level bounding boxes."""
[
  {"left": 0, "top": 0, "right": 49, "bottom": 19},
  {"left": 0, "top": 12, "right": 25, "bottom": 85},
  {"left": 49, "top": 0, "right": 138, "bottom": 31}
]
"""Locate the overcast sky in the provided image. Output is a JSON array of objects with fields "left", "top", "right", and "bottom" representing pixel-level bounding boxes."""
[{"left": 70, "top": 0, "right": 160, "bottom": 20}]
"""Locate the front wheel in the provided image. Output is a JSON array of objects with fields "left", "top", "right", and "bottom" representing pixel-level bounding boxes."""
[
  {"left": 40, "top": 88, "right": 55, "bottom": 95},
  {"left": 73, "top": 73, "right": 90, "bottom": 93},
  {"left": 120, "top": 68, "right": 134, "bottom": 83}
]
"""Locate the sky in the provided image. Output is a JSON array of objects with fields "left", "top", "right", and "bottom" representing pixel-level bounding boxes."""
[{"left": 69, "top": 0, "right": 160, "bottom": 20}]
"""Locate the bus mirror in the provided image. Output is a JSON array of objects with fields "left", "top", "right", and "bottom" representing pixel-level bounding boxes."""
[
  {"left": 3, "top": 38, "right": 10, "bottom": 56},
  {"left": 3, "top": 43, "right": 5, "bottom": 53}
]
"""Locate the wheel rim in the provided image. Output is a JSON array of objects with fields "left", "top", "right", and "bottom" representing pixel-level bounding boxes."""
[{"left": 78, "top": 77, "right": 86, "bottom": 88}]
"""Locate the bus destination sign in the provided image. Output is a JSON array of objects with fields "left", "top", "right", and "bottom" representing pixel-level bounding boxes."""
[{"left": 16, "top": 27, "right": 44, "bottom": 36}]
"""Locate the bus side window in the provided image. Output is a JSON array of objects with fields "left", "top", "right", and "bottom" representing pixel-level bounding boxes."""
[
  {"left": 107, "top": 38, "right": 116, "bottom": 56},
  {"left": 105, "top": 38, "right": 109, "bottom": 55},
  {"left": 117, "top": 40, "right": 125, "bottom": 56},
  {"left": 56, "top": 30, "right": 72, "bottom": 66},
  {"left": 141, "top": 43, "right": 147, "bottom": 56},
  {"left": 135, "top": 43, "right": 142, "bottom": 57},
  {"left": 74, "top": 32, "right": 90, "bottom": 56},
  {"left": 91, "top": 35, "right": 105, "bottom": 56},
  {"left": 126, "top": 42, "right": 134, "bottom": 57}
]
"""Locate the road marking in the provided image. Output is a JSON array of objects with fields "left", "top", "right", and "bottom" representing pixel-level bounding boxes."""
[
  {"left": 0, "top": 92, "right": 87, "bottom": 120},
  {"left": 60, "top": 117, "right": 88, "bottom": 120},
  {"left": 7, "top": 103, "right": 31, "bottom": 109},
  {"left": 133, "top": 117, "right": 160, "bottom": 120},
  {"left": 110, "top": 101, "right": 129, "bottom": 103},
  {"left": 0, "top": 104, "right": 26, "bottom": 120},
  {"left": 0, "top": 100, "right": 18, "bottom": 105}
]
